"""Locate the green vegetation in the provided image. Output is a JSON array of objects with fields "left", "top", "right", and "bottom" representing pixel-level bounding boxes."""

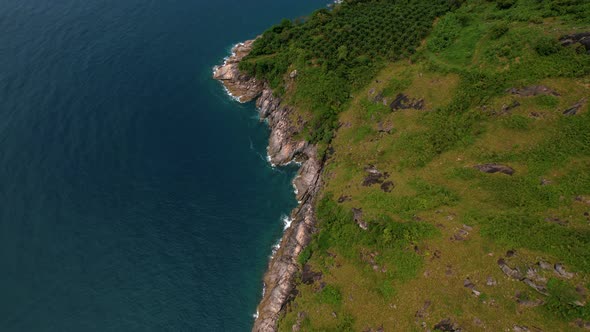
[
  {"left": 240, "top": 0, "right": 459, "bottom": 145},
  {"left": 242, "top": 0, "right": 590, "bottom": 330}
]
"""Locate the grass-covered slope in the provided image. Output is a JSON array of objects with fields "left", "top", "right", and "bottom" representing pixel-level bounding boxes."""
[
  {"left": 247, "top": 0, "right": 590, "bottom": 330},
  {"left": 240, "top": 0, "right": 458, "bottom": 148}
]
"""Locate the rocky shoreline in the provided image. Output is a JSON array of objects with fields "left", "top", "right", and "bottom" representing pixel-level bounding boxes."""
[{"left": 213, "top": 41, "right": 323, "bottom": 332}]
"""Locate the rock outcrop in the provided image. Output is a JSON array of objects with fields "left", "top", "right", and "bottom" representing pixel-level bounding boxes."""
[
  {"left": 212, "top": 40, "right": 264, "bottom": 102},
  {"left": 559, "top": 32, "right": 590, "bottom": 54},
  {"left": 474, "top": 163, "right": 515, "bottom": 175},
  {"left": 214, "top": 40, "right": 324, "bottom": 332}
]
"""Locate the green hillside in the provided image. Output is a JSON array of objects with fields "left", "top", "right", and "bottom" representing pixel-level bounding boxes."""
[{"left": 244, "top": 0, "right": 590, "bottom": 330}]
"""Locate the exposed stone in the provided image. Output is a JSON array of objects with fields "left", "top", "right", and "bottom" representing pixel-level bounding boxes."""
[
  {"left": 390, "top": 93, "right": 425, "bottom": 111},
  {"left": 372, "top": 91, "right": 384, "bottom": 103},
  {"left": 474, "top": 163, "right": 515, "bottom": 175},
  {"left": 292, "top": 312, "right": 307, "bottom": 332},
  {"left": 380, "top": 181, "right": 395, "bottom": 193},
  {"left": 215, "top": 39, "right": 325, "bottom": 332},
  {"left": 537, "top": 261, "right": 551, "bottom": 270},
  {"left": 516, "top": 292, "right": 544, "bottom": 307},
  {"left": 434, "top": 318, "right": 462, "bottom": 332},
  {"left": 554, "top": 263, "right": 574, "bottom": 279},
  {"left": 452, "top": 225, "right": 472, "bottom": 241},
  {"left": 545, "top": 216, "right": 568, "bottom": 226},
  {"left": 289, "top": 70, "right": 298, "bottom": 79},
  {"left": 452, "top": 228, "right": 469, "bottom": 241},
  {"left": 337, "top": 195, "right": 351, "bottom": 203},
  {"left": 415, "top": 300, "right": 432, "bottom": 318},
  {"left": 498, "top": 258, "right": 523, "bottom": 279},
  {"left": 526, "top": 267, "right": 546, "bottom": 283},
  {"left": 464, "top": 278, "right": 481, "bottom": 296},
  {"left": 522, "top": 278, "right": 548, "bottom": 295},
  {"left": 507, "top": 85, "right": 560, "bottom": 97},
  {"left": 301, "top": 264, "right": 322, "bottom": 285},
  {"left": 433, "top": 249, "right": 442, "bottom": 260},
  {"left": 486, "top": 276, "right": 497, "bottom": 286},
  {"left": 353, "top": 208, "right": 368, "bottom": 230},
  {"left": 563, "top": 98, "right": 587, "bottom": 116},
  {"left": 362, "top": 165, "right": 389, "bottom": 186},
  {"left": 377, "top": 121, "right": 394, "bottom": 134},
  {"left": 575, "top": 318, "right": 590, "bottom": 330},
  {"left": 501, "top": 100, "right": 521, "bottom": 113},
  {"left": 212, "top": 40, "right": 265, "bottom": 102},
  {"left": 559, "top": 32, "right": 590, "bottom": 54}
]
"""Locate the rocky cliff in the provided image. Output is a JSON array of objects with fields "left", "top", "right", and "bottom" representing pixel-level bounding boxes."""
[{"left": 213, "top": 41, "right": 323, "bottom": 332}]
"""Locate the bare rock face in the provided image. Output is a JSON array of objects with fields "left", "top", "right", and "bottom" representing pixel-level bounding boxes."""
[
  {"left": 212, "top": 40, "right": 264, "bottom": 102},
  {"left": 214, "top": 39, "right": 324, "bottom": 332},
  {"left": 266, "top": 106, "right": 308, "bottom": 166},
  {"left": 563, "top": 98, "right": 587, "bottom": 116},
  {"left": 560, "top": 32, "right": 590, "bottom": 54},
  {"left": 390, "top": 93, "right": 425, "bottom": 111},
  {"left": 474, "top": 163, "right": 515, "bottom": 175}
]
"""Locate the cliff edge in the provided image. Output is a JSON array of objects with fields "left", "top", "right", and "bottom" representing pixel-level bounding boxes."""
[{"left": 213, "top": 41, "right": 323, "bottom": 332}]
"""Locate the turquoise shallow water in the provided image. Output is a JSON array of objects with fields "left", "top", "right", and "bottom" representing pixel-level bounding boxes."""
[{"left": 0, "top": 0, "right": 327, "bottom": 330}]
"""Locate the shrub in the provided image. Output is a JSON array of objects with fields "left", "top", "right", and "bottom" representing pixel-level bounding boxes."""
[
  {"left": 489, "top": 22, "right": 509, "bottom": 39},
  {"left": 428, "top": 13, "right": 463, "bottom": 52},
  {"left": 317, "top": 284, "right": 342, "bottom": 306},
  {"left": 496, "top": 0, "right": 516, "bottom": 10},
  {"left": 534, "top": 36, "right": 561, "bottom": 56}
]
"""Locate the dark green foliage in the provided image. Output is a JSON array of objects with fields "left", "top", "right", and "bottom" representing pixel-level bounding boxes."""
[
  {"left": 534, "top": 35, "right": 561, "bottom": 56},
  {"left": 489, "top": 22, "right": 509, "bottom": 39},
  {"left": 240, "top": 0, "right": 457, "bottom": 144},
  {"left": 495, "top": 0, "right": 515, "bottom": 10},
  {"left": 298, "top": 246, "right": 312, "bottom": 266},
  {"left": 317, "top": 284, "right": 342, "bottom": 306},
  {"left": 428, "top": 13, "right": 463, "bottom": 52},
  {"left": 545, "top": 278, "right": 590, "bottom": 320}
]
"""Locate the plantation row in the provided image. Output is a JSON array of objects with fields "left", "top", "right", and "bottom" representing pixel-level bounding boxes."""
[{"left": 239, "top": 0, "right": 459, "bottom": 147}]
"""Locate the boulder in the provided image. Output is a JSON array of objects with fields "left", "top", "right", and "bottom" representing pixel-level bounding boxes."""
[
  {"left": 559, "top": 32, "right": 590, "bottom": 54},
  {"left": 390, "top": 93, "right": 425, "bottom": 111},
  {"left": 563, "top": 98, "right": 587, "bottom": 116},
  {"left": 474, "top": 163, "right": 515, "bottom": 175}
]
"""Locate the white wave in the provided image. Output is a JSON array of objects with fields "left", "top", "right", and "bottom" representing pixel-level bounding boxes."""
[{"left": 282, "top": 215, "right": 292, "bottom": 230}]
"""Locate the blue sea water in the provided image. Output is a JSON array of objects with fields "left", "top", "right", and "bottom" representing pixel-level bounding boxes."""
[{"left": 0, "top": 0, "right": 327, "bottom": 330}]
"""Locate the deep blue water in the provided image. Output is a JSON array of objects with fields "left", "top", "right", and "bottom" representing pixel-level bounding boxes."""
[{"left": 0, "top": 0, "right": 327, "bottom": 330}]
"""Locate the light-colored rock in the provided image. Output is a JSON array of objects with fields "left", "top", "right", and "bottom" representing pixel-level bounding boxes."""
[
  {"left": 214, "top": 39, "right": 324, "bottom": 332},
  {"left": 212, "top": 39, "right": 264, "bottom": 102}
]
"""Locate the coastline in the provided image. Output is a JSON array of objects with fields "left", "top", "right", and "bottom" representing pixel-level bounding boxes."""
[{"left": 213, "top": 40, "right": 323, "bottom": 332}]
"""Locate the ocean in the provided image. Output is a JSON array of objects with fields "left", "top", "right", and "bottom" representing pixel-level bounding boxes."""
[{"left": 0, "top": 0, "right": 327, "bottom": 330}]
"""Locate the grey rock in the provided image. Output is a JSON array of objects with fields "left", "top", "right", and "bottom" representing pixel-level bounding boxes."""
[
  {"left": 563, "top": 98, "right": 587, "bottom": 116},
  {"left": 474, "top": 163, "right": 515, "bottom": 175},
  {"left": 554, "top": 263, "right": 574, "bottom": 279}
]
